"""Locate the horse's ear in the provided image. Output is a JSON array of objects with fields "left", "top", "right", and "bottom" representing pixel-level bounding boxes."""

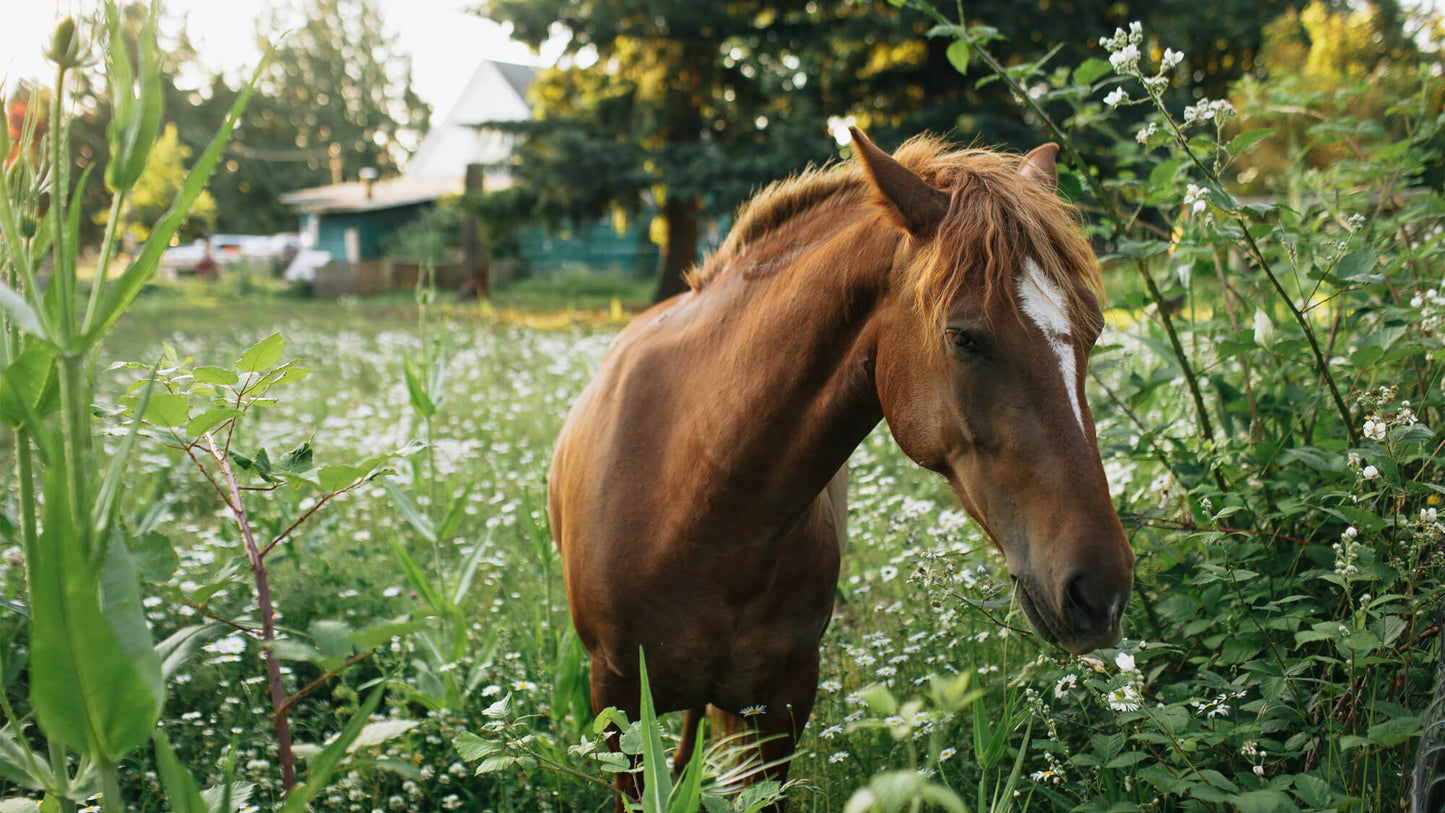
[
  {"left": 1019, "top": 143, "right": 1059, "bottom": 191},
  {"left": 850, "top": 126, "right": 949, "bottom": 241}
]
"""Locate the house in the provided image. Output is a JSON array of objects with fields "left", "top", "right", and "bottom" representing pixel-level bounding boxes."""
[{"left": 279, "top": 58, "right": 658, "bottom": 296}]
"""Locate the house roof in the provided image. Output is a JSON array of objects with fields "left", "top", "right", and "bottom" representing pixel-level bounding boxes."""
[
  {"left": 404, "top": 59, "right": 535, "bottom": 183},
  {"left": 281, "top": 58, "right": 538, "bottom": 215},
  {"left": 278, "top": 176, "right": 461, "bottom": 214}
]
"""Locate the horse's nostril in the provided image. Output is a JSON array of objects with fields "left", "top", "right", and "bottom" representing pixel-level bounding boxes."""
[{"left": 1064, "top": 575, "right": 1098, "bottom": 633}]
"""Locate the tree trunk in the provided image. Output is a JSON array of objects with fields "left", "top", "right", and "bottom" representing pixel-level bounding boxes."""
[
  {"left": 461, "top": 163, "right": 490, "bottom": 299},
  {"left": 654, "top": 194, "right": 698, "bottom": 303}
]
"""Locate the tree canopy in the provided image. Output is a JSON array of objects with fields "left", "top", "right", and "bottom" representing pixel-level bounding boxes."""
[{"left": 479, "top": 0, "right": 1314, "bottom": 299}]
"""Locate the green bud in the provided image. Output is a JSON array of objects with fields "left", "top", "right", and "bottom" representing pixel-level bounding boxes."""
[
  {"left": 46, "top": 18, "right": 82, "bottom": 70},
  {"left": 19, "top": 215, "right": 36, "bottom": 239}
]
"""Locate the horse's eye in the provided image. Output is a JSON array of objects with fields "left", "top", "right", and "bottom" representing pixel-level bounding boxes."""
[{"left": 945, "top": 328, "right": 982, "bottom": 354}]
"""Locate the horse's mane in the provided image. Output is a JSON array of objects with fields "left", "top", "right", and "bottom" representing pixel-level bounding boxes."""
[{"left": 688, "top": 134, "right": 1103, "bottom": 337}]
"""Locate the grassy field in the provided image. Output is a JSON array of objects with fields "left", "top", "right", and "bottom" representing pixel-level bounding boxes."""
[
  {"left": 63, "top": 288, "right": 1051, "bottom": 811},
  {"left": 2, "top": 270, "right": 1431, "bottom": 811}
]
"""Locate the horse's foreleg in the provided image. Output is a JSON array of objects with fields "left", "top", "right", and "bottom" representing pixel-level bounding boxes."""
[
  {"left": 590, "top": 664, "right": 641, "bottom": 812},
  {"left": 749, "top": 651, "right": 822, "bottom": 812}
]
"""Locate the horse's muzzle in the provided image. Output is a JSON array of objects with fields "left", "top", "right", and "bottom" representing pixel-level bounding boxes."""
[{"left": 1014, "top": 572, "right": 1127, "bottom": 655}]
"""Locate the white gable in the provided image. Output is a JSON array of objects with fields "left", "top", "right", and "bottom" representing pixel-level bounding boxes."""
[{"left": 405, "top": 59, "right": 534, "bottom": 188}]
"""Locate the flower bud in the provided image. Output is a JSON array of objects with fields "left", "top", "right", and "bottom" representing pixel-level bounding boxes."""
[{"left": 46, "top": 18, "right": 83, "bottom": 70}]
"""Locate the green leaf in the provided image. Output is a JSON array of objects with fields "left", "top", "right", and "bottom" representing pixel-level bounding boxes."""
[
  {"left": 381, "top": 477, "right": 437, "bottom": 543},
  {"left": 945, "top": 39, "right": 970, "bottom": 76},
  {"left": 280, "top": 687, "right": 384, "bottom": 813},
  {"left": 1292, "top": 774, "right": 1333, "bottom": 807},
  {"left": 137, "top": 392, "right": 190, "bottom": 427},
  {"left": 83, "top": 45, "right": 274, "bottom": 347},
  {"left": 153, "top": 731, "right": 209, "bottom": 813},
  {"left": 154, "top": 623, "right": 226, "bottom": 680},
  {"left": 0, "top": 280, "right": 48, "bottom": 343},
  {"left": 403, "top": 359, "right": 437, "bottom": 418},
  {"left": 453, "top": 731, "right": 503, "bottom": 763},
  {"left": 1366, "top": 715, "right": 1420, "bottom": 746},
  {"left": 1074, "top": 58, "right": 1112, "bottom": 86},
  {"left": 317, "top": 464, "right": 365, "bottom": 492},
  {"left": 1225, "top": 128, "right": 1275, "bottom": 156},
  {"left": 238, "top": 334, "right": 285, "bottom": 373},
  {"left": 348, "top": 719, "right": 421, "bottom": 753},
  {"left": 667, "top": 722, "right": 706, "bottom": 813},
  {"left": 388, "top": 539, "right": 449, "bottom": 617},
  {"left": 637, "top": 650, "right": 673, "bottom": 813},
  {"left": 277, "top": 441, "right": 314, "bottom": 474},
  {"left": 186, "top": 408, "right": 242, "bottom": 438},
  {"left": 27, "top": 469, "right": 163, "bottom": 763},
  {"left": 0, "top": 345, "right": 58, "bottom": 429},
  {"left": 191, "top": 366, "right": 239, "bottom": 386},
  {"left": 1337, "top": 247, "right": 1380, "bottom": 283},
  {"left": 123, "top": 528, "right": 178, "bottom": 583},
  {"left": 1229, "top": 789, "right": 1294, "bottom": 813}
]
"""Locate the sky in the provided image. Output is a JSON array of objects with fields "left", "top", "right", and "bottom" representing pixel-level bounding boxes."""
[{"left": 0, "top": 0, "right": 564, "bottom": 128}]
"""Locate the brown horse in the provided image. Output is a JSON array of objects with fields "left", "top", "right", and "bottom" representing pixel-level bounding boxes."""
[{"left": 547, "top": 127, "right": 1134, "bottom": 805}]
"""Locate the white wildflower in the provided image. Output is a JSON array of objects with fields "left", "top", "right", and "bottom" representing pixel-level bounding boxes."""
[
  {"left": 1104, "top": 88, "right": 1128, "bottom": 107},
  {"left": 1161, "top": 48, "right": 1183, "bottom": 69}
]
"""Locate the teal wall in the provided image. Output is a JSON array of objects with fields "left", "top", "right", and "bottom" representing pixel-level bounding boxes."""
[
  {"left": 516, "top": 220, "right": 659, "bottom": 274},
  {"left": 314, "top": 204, "right": 429, "bottom": 261}
]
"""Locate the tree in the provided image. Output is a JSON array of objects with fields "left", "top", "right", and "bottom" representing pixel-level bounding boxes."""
[
  {"left": 125, "top": 122, "right": 217, "bottom": 243},
  {"left": 481, "top": 0, "right": 849, "bottom": 300},
  {"left": 178, "top": 0, "right": 431, "bottom": 234}
]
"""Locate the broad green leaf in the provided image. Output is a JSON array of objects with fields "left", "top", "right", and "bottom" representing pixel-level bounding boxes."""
[
  {"left": 309, "top": 619, "right": 355, "bottom": 661},
  {"left": 0, "top": 279, "right": 46, "bottom": 344},
  {"left": 1073, "top": 58, "right": 1111, "bottom": 85},
  {"left": 28, "top": 474, "right": 163, "bottom": 763},
  {"left": 0, "top": 345, "right": 58, "bottom": 429},
  {"left": 277, "top": 441, "right": 315, "bottom": 474},
  {"left": 453, "top": 731, "right": 503, "bottom": 763},
  {"left": 1366, "top": 715, "right": 1420, "bottom": 746},
  {"left": 153, "top": 731, "right": 208, "bottom": 813},
  {"left": 1337, "top": 247, "right": 1380, "bottom": 283},
  {"left": 0, "top": 723, "right": 49, "bottom": 790},
  {"left": 186, "top": 408, "right": 242, "bottom": 437},
  {"left": 238, "top": 333, "right": 285, "bottom": 373},
  {"left": 1292, "top": 774, "right": 1333, "bottom": 807},
  {"left": 280, "top": 687, "right": 384, "bottom": 813},
  {"left": 945, "top": 39, "right": 970, "bottom": 76},
  {"left": 191, "top": 366, "right": 239, "bottom": 386},
  {"left": 318, "top": 464, "right": 365, "bottom": 492},
  {"left": 131, "top": 392, "right": 190, "bottom": 427},
  {"left": 123, "top": 527, "right": 178, "bottom": 583},
  {"left": 1226, "top": 128, "right": 1275, "bottom": 156}
]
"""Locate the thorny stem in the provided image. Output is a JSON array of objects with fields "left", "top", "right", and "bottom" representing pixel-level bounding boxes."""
[
  {"left": 274, "top": 651, "right": 374, "bottom": 719},
  {"left": 1147, "top": 86, "right": 1358, "bottom": 445},
  {"left": 206, "top": 433, "right": 297, "bottom": 793}
]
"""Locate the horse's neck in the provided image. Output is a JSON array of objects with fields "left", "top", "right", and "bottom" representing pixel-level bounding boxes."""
[{"left": 681, "top": 214, "right": 894, "bottom": 518}]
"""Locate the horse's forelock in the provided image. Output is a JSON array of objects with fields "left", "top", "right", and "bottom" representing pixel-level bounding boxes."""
[{"left": 908, "top": 149, "right": 1103, "bottom": 341}]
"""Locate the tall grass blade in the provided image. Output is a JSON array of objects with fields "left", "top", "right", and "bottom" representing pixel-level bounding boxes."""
[
  {"left": 637, "top": 650, "right": 673, "bottom": 813},
  {"left": 83, "top": 45, "right": 274, "bottom": 347}
]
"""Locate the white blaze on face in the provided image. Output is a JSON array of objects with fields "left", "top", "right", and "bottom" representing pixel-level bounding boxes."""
[{"left": 1017, "top": 258, "right": 1086, "bottom": 434}]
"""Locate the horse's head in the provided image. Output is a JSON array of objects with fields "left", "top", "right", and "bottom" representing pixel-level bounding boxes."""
[{"left": 852, "top": 127, "right": 1133, "bottom": 655}]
